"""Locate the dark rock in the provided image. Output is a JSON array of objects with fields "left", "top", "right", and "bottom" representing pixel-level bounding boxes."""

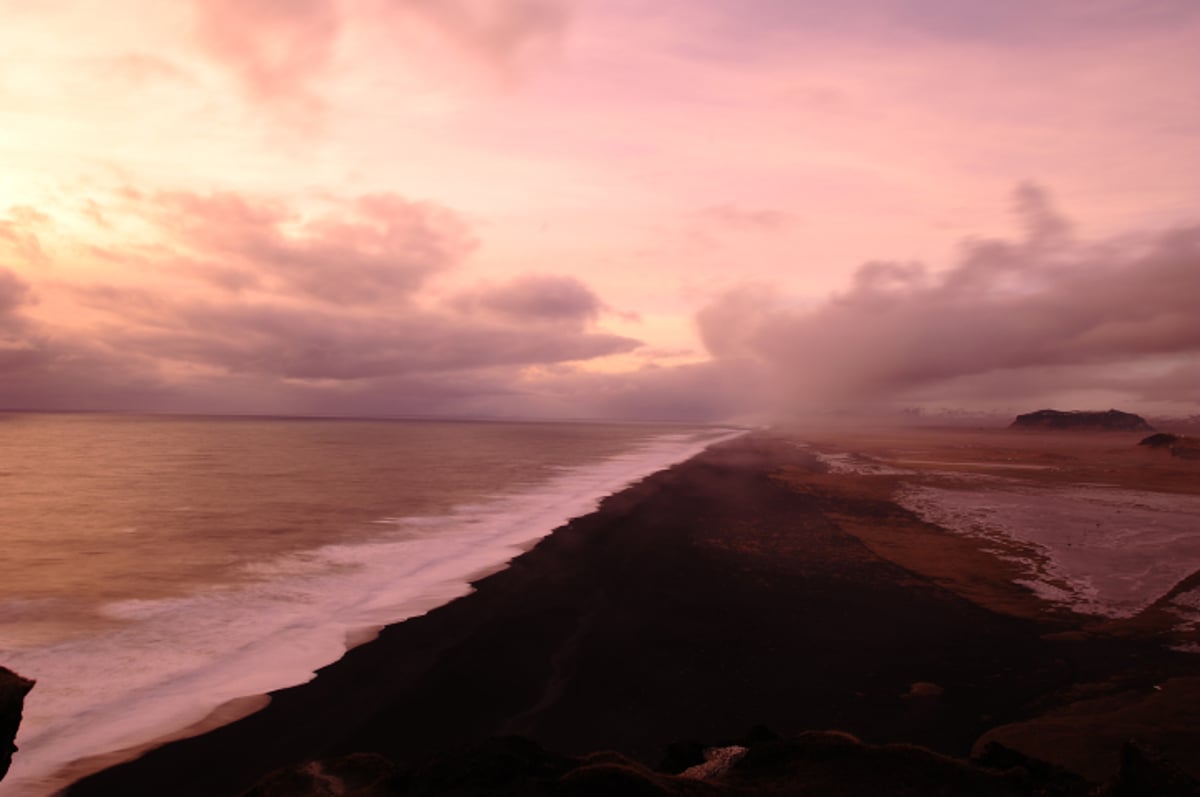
[
  {"left": 241, "top": 765, "right": 339, "bottom": 797},
  {"left": 1138, "top": 433, "right": 1200, "bottom": 459},
  {"left": 558, "top": 763, "right": 689, "bottom": 797},
  {"left": 400, "top": 736, "right": 574, "bottom": 795},
  {"left": 1102, "top": 740, "right": 1200, "bottom": 797},
  {"left": 239, "top": 730, "right": 1111, "bottom": 797},
  {"left": 729, "top": 730, "right": 1098, "bottom": 795},
  {"left": 242, "top": 754, "right": 397, "bottom": 797},
  {"left": 973, "top": 741, "right": 1090, "bottom": 794},
  {"left": 0, "top": 666, "right": 34, "bottom": 783},
  {"left": 659, "top": 740, "right": 708, "bottom": 774},
  {"left": 1010, "top": 409, "right": 1154, "bottom": 432}
]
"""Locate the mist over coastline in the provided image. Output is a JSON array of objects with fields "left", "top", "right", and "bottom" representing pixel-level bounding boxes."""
[
  {"left": 1, "top": 3, "right": 1198, "bottom": 424},
  {"left": 3, "top": 3, "right": 1200, "bottom": 794},
  {"left": 1, "top": 184, "right": 1196, "bottom": 424}
]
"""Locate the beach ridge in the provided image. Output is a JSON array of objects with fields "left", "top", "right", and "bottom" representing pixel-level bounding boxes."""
[{"left": 64, "top": 430, "right": 1200, "bottom": 796}]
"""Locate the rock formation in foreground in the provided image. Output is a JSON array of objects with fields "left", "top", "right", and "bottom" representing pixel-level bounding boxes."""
[
  {"left": 1140, "top": 433, "right": 1200, "bottom": 459},
  {"left": 1010, "top": 409, "right": 1154, "bottom": 432},
  {"left": 240, "top": 730, "right": 1200, "bottom": 797},
  {"left": 0, "top": 666, "right": 34, "bottom": 783}
]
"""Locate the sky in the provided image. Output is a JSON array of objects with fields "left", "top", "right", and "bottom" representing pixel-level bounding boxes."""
[{"left": 1, "top": 0, "right": 1197, "bottom": 421}]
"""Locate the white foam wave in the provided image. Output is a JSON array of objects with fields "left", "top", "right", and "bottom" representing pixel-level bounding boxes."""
[
  {"left": 898, "top": 482, "right": 1200, "bottom": 622},
  {"left": 0, "top": 428, "right": 741, "bottom": 796},
  {"left": 815, "top": 451, "right": 912, "bottom": 476}
]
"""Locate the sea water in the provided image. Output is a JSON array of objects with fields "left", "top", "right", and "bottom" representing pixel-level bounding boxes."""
[
  {"left": 812, "top": 447, "right": 1200, "bottom": 632},
  {"left": 898, "top": 479, "right": 1200, "bottom": 622},
  {"left": 0, "top": 413, "right": 739, "bottom": 795}
]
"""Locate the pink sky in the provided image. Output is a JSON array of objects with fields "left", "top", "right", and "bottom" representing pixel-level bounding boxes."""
[{"left": 1, "top": 0, "right": 1197, "bottom": 420}]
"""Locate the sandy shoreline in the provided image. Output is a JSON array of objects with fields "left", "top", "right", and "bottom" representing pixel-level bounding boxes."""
[{"left": 63, "top": 429, "right": 1200, "bottom": 795}]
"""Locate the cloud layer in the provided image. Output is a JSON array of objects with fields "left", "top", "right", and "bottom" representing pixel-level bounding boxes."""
[
  {"left": 191, "top": 0, "right": 572, "bottom": 114},
  {"left": 0, "top": 190, "right": 647, "bottom": 416},
  {"left": 5, "top": 182, "right": 1192, "bottom": 421},
  {"left": 695, "top": 184, "right": 1200, "bottom": 415}
]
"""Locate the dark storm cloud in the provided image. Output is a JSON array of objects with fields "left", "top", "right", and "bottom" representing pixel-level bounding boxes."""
[
  {"left": 153, "top": 191, "right": 473, "bottom": 305},
  {"left": 0, "top": 269, "right": 33, "bottom": 327},
  {"left": 696, "top": 184, "right": 1200, "bottom": 411},
  {"left": 77, "top": 293, "right": 639, "bottom": 381},
  {"left": 704, "top": 0, "right": 1200, "bottom": 51},
  {"left": 1136, "top": 359, "right": 1200, "bottom": 406},
  {"left": 0, "top": 269, "right": 179, "bottom": 410},
  {"left": 456, "top": 274, "right": 602, "bottom": 325},
  {"left": 0, "top": 269, "right": 46, "bottom": 373},
  {"left": 61, "top": 190, "right": 638, "bottom": 385},
  {"left": 0, "top": 342, "right": 177, "bottom": 411},
  {"left": 1, "top": 186, "right": 646, "bottom": 417},
  {"left": 8, "top": 182, "right": 1193, "bottom": 421}
]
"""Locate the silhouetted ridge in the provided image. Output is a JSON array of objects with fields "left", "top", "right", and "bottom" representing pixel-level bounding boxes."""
[{"left": 1010, "top": 409, "right": 1153, "bottom": 432}]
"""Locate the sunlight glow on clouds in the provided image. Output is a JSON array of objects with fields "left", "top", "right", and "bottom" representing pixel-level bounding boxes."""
[{"left": 1, "top": 0, "right": 1198, "bottom": 420}]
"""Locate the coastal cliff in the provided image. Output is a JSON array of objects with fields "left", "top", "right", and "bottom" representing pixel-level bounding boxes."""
[
  {"left": 1011, "top": 409, "right": 1154, "bottom": 432},
  {"left": 0, "top": 666, "right": 34, "bottom": 782}
]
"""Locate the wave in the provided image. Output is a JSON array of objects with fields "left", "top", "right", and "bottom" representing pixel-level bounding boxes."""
[{"left": 0, "top": 428, "right": 741, "bottom": 796}]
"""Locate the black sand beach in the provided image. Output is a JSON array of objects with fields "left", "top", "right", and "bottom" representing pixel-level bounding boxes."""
[{"left": 64, "top": 432, "right": 1200, "bottom": 796}]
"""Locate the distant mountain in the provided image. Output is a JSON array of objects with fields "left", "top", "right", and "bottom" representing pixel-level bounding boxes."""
[{"left": 1010, "top": 409, "right": 1155, "bottom": 432}]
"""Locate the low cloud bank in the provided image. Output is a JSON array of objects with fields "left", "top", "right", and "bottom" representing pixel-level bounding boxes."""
[
  {"left": 0, "top": 184, "right": 1195, "bottom": 421},
  {"left": 694, "top": 184, "right": 1199, "bottom": 417},
  {"left": 0, "top": 190, "right": 638, "bottom": 417}
]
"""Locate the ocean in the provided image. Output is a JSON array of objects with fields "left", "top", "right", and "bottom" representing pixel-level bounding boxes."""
[{"left": 0, "top": 413, "right": 739, "bottom": 795}]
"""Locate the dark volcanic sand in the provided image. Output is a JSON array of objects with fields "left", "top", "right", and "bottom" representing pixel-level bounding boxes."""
[{"left": 65, "top": 433, "right": 1193, "bottom": 796}]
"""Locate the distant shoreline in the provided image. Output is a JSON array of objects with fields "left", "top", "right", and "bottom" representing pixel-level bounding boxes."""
[
  {"left": 1, "top": 418, "right": 736, "bottom": 797},
  {"left": 66, "top": 429, "right": 1200, "bottom": 795}
]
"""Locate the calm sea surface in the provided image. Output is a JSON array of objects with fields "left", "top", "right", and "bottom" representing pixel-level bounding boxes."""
[{"left": 0, "top": 413, "right": 738, "bottom": 795}]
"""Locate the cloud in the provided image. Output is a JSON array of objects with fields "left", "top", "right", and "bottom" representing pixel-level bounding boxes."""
[
  {"left": 538, "top": 359, "right": 767, "bottom": 422},
  {"left": 700, "top": 0, "right": 1200, "bottom": 50},
  {"left": 696, "top": 183, "right": 1200, "bottom": 414},
  {"left": 191, "top": 0, "right": 341, "bottom": 114},
  {"left": 190, "top": 0, "right": 572, "bottom": 113},
  {"left": 2, "top": 189, "right": 639, "bottom": 415},
  {"left": 385, "top": 0, "right": 572, "bottom": 74},
  {"left": 695, "top": 204, "right": 797, "bottom": 233},
  {"left": 0, "top": 268, "right": 182, "bottom": 411},
  {"left": 151, "top": 191, "right": 473, "bottom": 305},
  {"left": 74, "top": 291, "right": 638, "bottom": 381},
  {"left": 455, "top": 274, "right": 602, "bottom": 326},
  {"left": 4, "top": 182, "right": 1195, "bottom": 422},
  {"left": 0, "top": 269, "right": 33, "bottom": 328},
  {"left": 0, "top": 207, "right": 51, "bottom": 268}
]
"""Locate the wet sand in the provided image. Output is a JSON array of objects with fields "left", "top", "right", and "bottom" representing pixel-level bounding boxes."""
[{"left": 65, "top": 430, "right": 1200, "bottom": 795}]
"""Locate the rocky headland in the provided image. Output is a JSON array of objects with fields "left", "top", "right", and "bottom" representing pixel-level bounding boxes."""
[
  {"left": 1010, "top": 409, "right": 1154, "bottom": 432},
  {"left": 0, "top": 666, "right": 34, "bottom": 783},
  {"left": 1140, "top": 433, "right": 1200, "bottom": 460}
]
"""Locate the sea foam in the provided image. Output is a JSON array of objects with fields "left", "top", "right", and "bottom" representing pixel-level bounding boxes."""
[
  {"left": 0, "top": 428, "right": 740, "bottom": 797},
  {"left": 898, "top": 481, "right": 1200, "bottom": 622}
]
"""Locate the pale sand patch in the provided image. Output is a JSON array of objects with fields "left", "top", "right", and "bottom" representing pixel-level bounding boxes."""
[{"left": 775, "top": 425, "right": 1200, "bottom": 635}]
